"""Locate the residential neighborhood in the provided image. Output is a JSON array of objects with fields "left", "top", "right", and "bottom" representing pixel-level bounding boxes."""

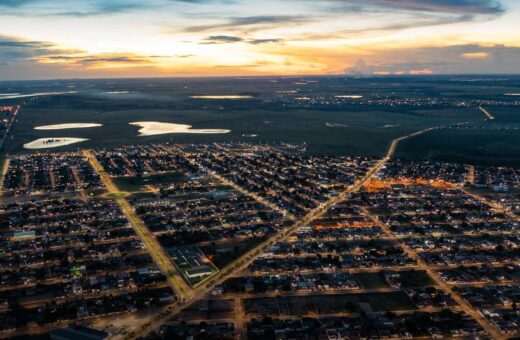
[{"left": 0, "top": 144, "right": 519, "bottom": 339}]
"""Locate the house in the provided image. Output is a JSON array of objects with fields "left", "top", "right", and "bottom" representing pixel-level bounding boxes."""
[{"left": 50, "top": 325, "right": 108, "bottom": 340}]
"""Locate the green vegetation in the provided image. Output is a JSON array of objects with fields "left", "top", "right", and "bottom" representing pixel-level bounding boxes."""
[
  {"left": 245, "top": 291, "right": 417, "bottom": 316},
  {"left": 200, "top": 236, "right": 271, "bottom": 269},
  {"left": 113, "top": 172, "right": 184, "bottom": 193},
  {"left": 127, "top": 192, "right": 159, "bottom": 200},
  {"left": 399, "top": 270, "right": 436, "bottom": 288},
  {"left": 398, "top": 107, "right": 520, "bottom": 166},
  {"left": 4, "top": 78, "right": 520, "bottom": 167},
  {"left": 106, "top": 191, "right": 130, "bottom": 199},
  {"left": 353, "top": 270, "right": 435, "bottom": 289},
  {"left": 352, "top": 272, "right": 391, "bottom": 289}
]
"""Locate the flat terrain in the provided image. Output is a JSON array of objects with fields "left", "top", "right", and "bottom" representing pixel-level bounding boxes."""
[{"left": 2, "top": 75, "right": 519, "bottom": 165}]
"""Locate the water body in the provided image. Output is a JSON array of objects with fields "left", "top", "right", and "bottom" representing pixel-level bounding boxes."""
[
  {"left": 335, "top": 95, "right": 364, "bottom": 99},
  {"left": 130, "top": 121, "right": 231, "bottom": 136},
  {"left": 0, "top": 91, "right": 77, "bottom": 100},
  {"left": 325, "top": 123, "right": 349, "bottom": 128},
  {"left": 106, "top": 91, "right": 130, "bottom": 94},
  {"left": 24, "top": 137, "right": 89, "bottom": 149},
  {"left": 34, "top": 123, "right": 102, "bottom": 130},
  {"left": 190, "top": 95, "right": 253, "bottom": 99}
]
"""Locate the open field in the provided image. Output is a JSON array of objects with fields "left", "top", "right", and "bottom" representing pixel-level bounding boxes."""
[
  {"left": 113, "top": 172, "right": 184, "bottom": 193},
  {"left": 3, "top": 75, "right": 519, "bottom": 166},
  {"left": 5, "top": 105, "right": 480, "bottom": 156},
  {"left": 397, "top": 124, "right": 520, "bottom": 166},
  {"left": 244, "top": 291, "right": 417, "bottom": 316},
  {"left": 352, "top": 270, "right": 434, "bottom": 289}
]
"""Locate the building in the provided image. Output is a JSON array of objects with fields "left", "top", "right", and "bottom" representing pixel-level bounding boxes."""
[{"left": 50, "top": 325, "right": 108, "bottom": 340}]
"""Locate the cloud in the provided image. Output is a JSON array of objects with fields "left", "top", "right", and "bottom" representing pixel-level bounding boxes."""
[
  {"left": 461, "top": 51, "right": 490, "bottom": 59},
  {"left": 0, "top": 35, "right": 170, "bottom": 71},
  {"left": 345, "top": 44, "right": 520, "bottom": 75},
  {"left": 0, "top": 0, "right": 515, "bottom": 78},
  {"left": 329, "top": 0, "right": 504, "bottom": 14},
  {"left": 202, "top": 35, "right": 243, "bottom": 44},
  {"left": 0, "top": 0, "right": 37, "bottom": 7},
  {"left": 55, "top": 1, "right": 149, "bottom": 17},
  {"left": 175, "top": 1, "right": 504, "bottom": 46},
  {"left": 409, "top": 68, "right": 433, "bottom": 75},
  {"left": 0, "top": 36, "right": 70, "bottom": 63},
  {"left": 78, "top": 56, "right": 151, "bottom": 64},
  {"left": 0, "top": 39, "right": 53, "bottom": 48},
  {"left": 347, "top": 60, "right": 442, "bottom": 75},
  {"left": 171, "top": 0, "right": 504, "bottom": 15},
  {"left": 200, "top": 35, "right": 283, "bottom": 45},
  {"left": 0, "top": 0, "right": 151, "bottom": 17},
  {"left": 37, "top": 53, "right": 174, "bottom": 67},
  {"left": 248, "top": 38, "right": 283, "bottom": 45},
  {"left": 379, "top": 0, "right": 504, "bottom": 14},
  {"left": 183, "top": 15, "right": 309, "bottom": 33},
  {"left": 169, "top": 0, "right": 231, "bottom": 2}
]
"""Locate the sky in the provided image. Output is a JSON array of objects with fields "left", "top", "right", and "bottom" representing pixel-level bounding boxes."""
[{"left": 0, "top": 0, "right": 519, "bottom": 80}]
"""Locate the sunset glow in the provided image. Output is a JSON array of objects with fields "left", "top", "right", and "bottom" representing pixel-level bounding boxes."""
[{"left": 1, "top": 0, "right": 519, "bottom": 79}]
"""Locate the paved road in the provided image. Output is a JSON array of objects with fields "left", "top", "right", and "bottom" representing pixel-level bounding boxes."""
[
  {"left": 467, "top": 165, "right": 476, "bottom": 185},
  {"left": 83, "top": 150, "right": 191, "bottom": 301},
  {"left": 0, "top": 156, "right": 10, "bottom": 194},
  {"left": 221, "top": 286, "right": 412, "bottom": 300},
  {"left": 0, "top": 106, "right": 20, "bottom": 152},
  {"left": 479, "top": 106, "right": 496, "bottom": 120}
]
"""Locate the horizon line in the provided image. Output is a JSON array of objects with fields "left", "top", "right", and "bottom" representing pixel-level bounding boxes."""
[{"left": 2, "top": 73, "right": 520, "bottom": 83}]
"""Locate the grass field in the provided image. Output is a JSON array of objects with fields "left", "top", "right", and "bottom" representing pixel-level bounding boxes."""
[
  {"left": 397, "top": 124, "right": 520, "bottom": 166},
  {"left": 352, "top": 272, "right": 391, "bottom": 289},
  {"left": 2, "top": 76, "right": 520, "bottom": 166},
  {"left": 113, "top": 172, "right": 184, "bottom": 193},
  {"left": 244, "top": 291, "right": 417, "bottom": 316},
  {"left": 353, "top": 270, "right": 435, "bottom": 289}
]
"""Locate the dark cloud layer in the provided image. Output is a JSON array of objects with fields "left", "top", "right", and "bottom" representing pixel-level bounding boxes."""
[
  {"left": 0, "top": 36, "right": 167, "bottom": 68},
  {"left": 200, "top": 35, "right": 283, "bottom": 45},
  {"left": 184, "top": 15, "right": 308, "bottom": 33},
  {"left": 203, "top": 35, "right": 244, "bottom": 43},
  {"left": 0, "top": 0, "right": 38, "bottom": 6},
  {"left": 0, "top": 0, "right": 151, "bottom": 16},
  {"left": 0, "top": 36, "right": 61, "bottom": 63},
  {"left": 368, "top": 0, "right": 503, "bottom": 14}
]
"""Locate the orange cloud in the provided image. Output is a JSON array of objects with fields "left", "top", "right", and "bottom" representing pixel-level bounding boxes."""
[
  {"left": 461, "top": 52, "right": 490, "bottom": 59},
  {"left": 409, "top": 68, "right": 433, "bottom": 75}
]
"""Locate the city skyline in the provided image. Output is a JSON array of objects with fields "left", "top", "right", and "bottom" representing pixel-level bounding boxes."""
[{"left": 1, "top": 0, "right": 520, "bottom": 80}]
